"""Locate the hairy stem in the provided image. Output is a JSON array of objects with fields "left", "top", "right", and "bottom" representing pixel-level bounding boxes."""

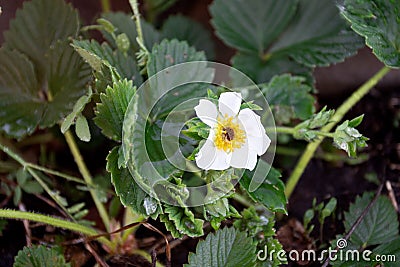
[
  {"left": 0, "top": 143, "right": 75, "bottom": 220},
  {"left": 0, "top": 209, "right": 113, "bottom": 248},
  {"left": 64, "top": 130, "right": 111, "bottom": 232},
  {"left": 275, "top": 126, "right": 335, "bottom": 138},
  {"left": 285, "top": 66, "right": 391, "bottom": 198},
  {"left": 129, "top": 0, "right": 147, "bottom": 51}
]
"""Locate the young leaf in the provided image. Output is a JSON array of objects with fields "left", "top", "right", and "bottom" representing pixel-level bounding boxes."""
[
  {"left": 72, "top": 40, "right": 142, "bottom": 87},
  {"left": 185, "top": 227, "right": 257, "bottom": 267},
  {"left": 239, "top": 160, "right": 287, "bottom": 214},
  {"left": 161, "top": 15, "right": 215, "bottom": 59},
  {"left": 14, "top": 245, "right": 70, "bottom": 267},
  {"left": 341, "top": 0, "right": 400, "bottom": 68},
  {"left": 94, "top": 79, "right": 136, "bottom": 141},
  {"left": 261, "top": 74, "right": 315, "bottom": 123},
  {"left": 107, "top": 146, "right": 155, "bottom": 217},
  {"left": 61, "top": 88, "right": 92, "bottom": 134},
  {"left": 159, "top": 205, "right": 204, "bottom": 238},
  {"left": 100, "top": 12, "right": 160, "bottom": 54},
  {"left": 344, "top": 192, "right": 399, "bottom": 247},
  {"left": 75, "top": 115, "right": 91, "bottom": 142}
]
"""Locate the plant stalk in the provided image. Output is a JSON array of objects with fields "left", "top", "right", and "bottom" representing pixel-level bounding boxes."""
[
  {"left": 64, "top": 130, "right": 111, "bottom": 232},
  {"left": 100, "top": 0, "right": 111, "bottom": 12},
  {"left": 285, "top": 66, "right": 391, "bottom": 198},
  {"left": 0, "top": 209, "right": 113, "bottom": 248}
]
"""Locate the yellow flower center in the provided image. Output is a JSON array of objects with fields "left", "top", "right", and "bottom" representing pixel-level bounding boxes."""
[{"left": 214, "top": 115, "right": 245, "bottom": 152}]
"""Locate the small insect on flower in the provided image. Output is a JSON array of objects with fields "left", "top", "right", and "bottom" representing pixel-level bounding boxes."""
[{"left": 194, "top": 92, "right": 271, "bottom": 171}]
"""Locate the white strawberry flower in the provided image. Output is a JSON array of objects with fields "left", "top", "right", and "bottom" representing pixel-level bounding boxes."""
[{"left": 194, "top": 92, "right": 271, "bottom": 171}]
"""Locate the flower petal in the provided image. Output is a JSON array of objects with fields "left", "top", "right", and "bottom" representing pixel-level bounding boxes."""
[
  {"left": 218, "top": 92, "right": 242, "bottom": 117},
  {"left": 195, "top": 135, "right": 231, "bottom": 170},
  {"left": 194, "top": 99, "right": 218, "bottom": 127},
  {"left": 248, "top": 132, "right": 271, "bottom": 156},
  {"left": 238, "top": 108, "right": 264, "bottom": 137},
  {"left": 230, "top": 139, "right": 258, "bottom": 171}
]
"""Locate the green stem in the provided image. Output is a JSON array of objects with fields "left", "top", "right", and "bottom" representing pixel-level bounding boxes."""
[
  {"left": 64, "top": 130, "right": 111, "bottom": 232},
  {"left": 275, "top": 126, "right": 335, "bottom": 138},
  {"left": 232, "top": 192, "right": 253, "bottom": 207},
  {"left": 0, "top": 209, "right": 113, "bottom": 248},
  {"left": 129, "top": 0, "right": 147, "bottom": 51},
  {"left": 100, "top": 0, "right": 111, "bottom": 12},
  {"left": 25, "top": 163, "right": 87, "bottom": 185},
  {"left": 0, "top": 142, "right": 75, "bottom": 220},
  {"left": 285, "top": 66, "right": 391, "bottom": 198}
]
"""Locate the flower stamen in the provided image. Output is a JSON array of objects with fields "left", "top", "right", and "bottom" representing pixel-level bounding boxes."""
[{"left": 214, "top": 116, "right": 245, "bottom": 152}]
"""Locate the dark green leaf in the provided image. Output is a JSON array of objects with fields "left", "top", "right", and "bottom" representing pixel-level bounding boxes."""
[
  {"left": 161, "top": 15, "right": 215, "bottom": 59},
  {"left": 266, "top": 0, "right": 363, "bottom": 67},
  {"left": 341, "top": 0, "right": 400, "bottom": 68},
  {"left": 107, "top": 146, "right": 156, "bottom": 216},
  {"left": 239, "top": 160, "right": 287, "bottom": 214},
  {"left": 4, "top": 0, "right": 79, "bottom": 80},
  {"left": 145, "top": 0, "right": 177, "bottom": 17},
  {"left": 94, "top": 79, "right": 136, "bottom": 141},
  {"left": 185, "top": 227, "right": 257, "bottom": 267},
  {"left": 210, "top": 0, "right": 297, "bottom": 54},
  {"left": 344, "top": 192, "right": 399, "bottom": 246},
  {"left": 14, "top": 245, "right": 70, "bottom": 267},
  {"left": 261, "top": 74, "right": 315, "bottom": 123},
  {"left": 232, "top": 53, "right": 313, "bottom": 84}
]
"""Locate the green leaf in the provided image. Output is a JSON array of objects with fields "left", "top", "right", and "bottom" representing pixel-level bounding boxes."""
[
  {"left": 61, "top": 88, "right": 92, "bottom": 134},
  {"left": 0, "top": 45, "right": 90, "bottom": 139},
  {"left": 94, "top": 79, "right": 136, "bottom": 141},
  {"left": 147, "top": 39, "right": 207, "bottom": 76},
  {"left": 72, "top": 40, "right": 143, "bottom": 87},
  {"left": 261, "top": 74, "right": 315, "bottom": 123},
  {"left": 344, "top": 192, "right": 399, "bottom": 247},
  {"left": 373, "top": 239, "right": 400, "bottom": 267},
  {"left": 210, "top": 0, "right": 297, "bottom": 55},
  {"left": 239, "top": 160, "right": 287, "bottom": 214},
  {"left": 266, "top": 0, "right": 363, "bottom": 67},
  {"left": 75, "top": 115, "right": 91, "bottom": 142},
  {"left": 100, "top": 12, "right": 160, "bottom": 54},
  {"left": 161, "top": 15, "right": 215, "bottom": 59},
  {"left": 185, "top": 227, "right": 257, "bottom": 267},
  {"left": 146, "top": 39, "right": 213, "bottom": 118},
  {"left": 341, "top": 0, "right": 400, "bottom": 68},
  {"left": 13, "top": 186, "right": 22, "bottom": 206},
  {"left": 4, "top": 0, "right": 79, "bottom": 80},
  {"left": 107, "top": 146, "right": 155, "bottom": 217},
  {"left": 145, "top": 0, "right": 177, "bottom": 16},
  {"left": 14, "top": 245, "right": 70, "bottom": 267},
  {"left": 212, "top": 0, "right": 363, "bottom": 84},
  {"left": 232, "top": 53, "right": 313, "bottom": 84},
  {"left": 333, "top": 119, "right": 368, "bottom": 157},
  {"left": 159, "top": 205, "right": 204, "bottom": 238}
]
